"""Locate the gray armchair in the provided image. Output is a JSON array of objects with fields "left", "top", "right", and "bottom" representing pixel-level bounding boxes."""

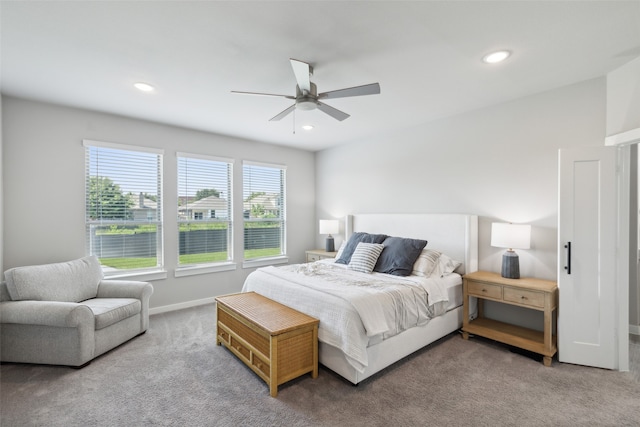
[{"left": 0, "top": 256, "right": 153, "bottom": 367}]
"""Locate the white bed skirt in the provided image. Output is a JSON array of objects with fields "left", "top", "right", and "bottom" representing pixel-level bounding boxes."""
[{"left": 319, "top": 304, "right": 465, "bottom": 384}]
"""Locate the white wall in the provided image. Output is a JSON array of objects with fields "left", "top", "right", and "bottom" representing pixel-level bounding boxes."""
[
  {"left": 2, "top": 96, "right": 316, "bottom": 310},
  {"left": 316, "top": 78, "right": 607, "bottom": 328},
  {"left": 606, "top": 56, "right": 640, "bottom": 137},
  {"left": 607, "top": 56, "right": 640, "bottom": 331},
  {"left": 0, "top": 96, "right": 3, "bottom": 275}
]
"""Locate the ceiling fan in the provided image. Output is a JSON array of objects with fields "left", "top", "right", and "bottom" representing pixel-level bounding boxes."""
[{"left": 231, "top": 58, "right": 380, "bottom": 122}]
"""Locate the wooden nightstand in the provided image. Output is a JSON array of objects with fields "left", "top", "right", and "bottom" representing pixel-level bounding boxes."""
[
  {"left": 462, "top": 271, "right": 558, "bottom": 366},
  {"left": 305, "top": 249, "right": 337, "bottom": 262}
]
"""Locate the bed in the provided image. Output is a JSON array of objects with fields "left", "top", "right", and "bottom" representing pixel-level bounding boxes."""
[{"left": 242, "top": 213, "right": 478, "bottom": 384}]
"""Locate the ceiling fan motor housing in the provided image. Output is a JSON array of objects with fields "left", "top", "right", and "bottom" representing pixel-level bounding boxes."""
[
  {"left": 295, "top": 82, "right": 319, "bottom": 110},
  {"left": 296, "top": 82, "right": 317, "bottom": 98}
]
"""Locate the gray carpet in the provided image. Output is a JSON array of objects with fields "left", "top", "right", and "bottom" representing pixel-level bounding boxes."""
[{"left": 2, "top": 303, "right": 639, "bottom": 427}]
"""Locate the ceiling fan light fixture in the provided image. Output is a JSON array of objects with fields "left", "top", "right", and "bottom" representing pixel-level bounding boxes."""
[
  {"left": 302, "top": 125, "right": 314, "bottom": 131},
  {"left": 482, "top": 50, "right": 511, "bottom": 64},
  {"left": 296, "top": 98, "right": 318, "bottom": 111}
]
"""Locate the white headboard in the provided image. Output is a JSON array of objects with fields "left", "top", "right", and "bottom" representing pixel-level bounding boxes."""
[{"left": 345, "top": 213, "right": 478, "bottom": 275}]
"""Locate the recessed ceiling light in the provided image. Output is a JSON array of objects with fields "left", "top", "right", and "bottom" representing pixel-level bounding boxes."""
[
  {"left": 302, "top": 125, "right": 314, "bottom": 131},
  {"left": 482, "top": 50, "right": 511, "bottom": 64},
  {"left": 134, "top": 82, "right": 155, "bottom": 92}
]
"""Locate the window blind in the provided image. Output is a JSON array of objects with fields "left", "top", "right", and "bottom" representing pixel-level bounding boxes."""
[
  {"left": 84, "top": 140, "right": 163, "bottom": 273},
  {"left": 242, "top": 161, "right": 286, "bottom": 260},
  {"left": 177, "top": 153, "right": 233, "bottom": 266}
]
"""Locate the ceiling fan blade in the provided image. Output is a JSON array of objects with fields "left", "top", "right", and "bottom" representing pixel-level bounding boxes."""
[
  {"left": 269, "top": 104, "right": 297, "bottom": 121},
  {"left": 317, "top": 102, "right": 350, "bottom": 121},
  {"left": 290, "top": 58, "right": 312, "bottom": 94},
  {"left": 318, "top": 83, "right": 380, "bottom": 100},
  {"left": 231, "top": 90, "right": 294, "bottom": 99}
]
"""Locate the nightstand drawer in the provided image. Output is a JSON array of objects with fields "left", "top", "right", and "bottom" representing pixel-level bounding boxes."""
[
  {"left": 467, "top": 281, "right": 502, "bottom": 300},
  {"left": 504, "top": 287, "right": 545, "bottom": 309},
  {"left": 305, "top": 250, "right": 337, "bottom": 262},
  {"left": 306, "top": 253, "right": 322, "bottom": 262}
]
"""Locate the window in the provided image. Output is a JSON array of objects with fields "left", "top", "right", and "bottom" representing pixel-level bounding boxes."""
[
  {"left": 243, "top": 161, "right": 286, "bottom": 262},
  {"left": 84, "top": 140, "right": 163, "bottom": 274},
  {"left": 177, "top": 153, "right": 233, "bottom": 268}
]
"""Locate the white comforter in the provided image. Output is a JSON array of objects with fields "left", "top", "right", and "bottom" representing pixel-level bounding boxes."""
[{"left": 241, "top": 260, "right": 457, "bottom": 372}]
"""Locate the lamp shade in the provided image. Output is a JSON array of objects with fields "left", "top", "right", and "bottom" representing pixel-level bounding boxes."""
[
  {"left": 491, "top": 223, "right": 531, "bottom": 250},
  {"left": 319, "top": 219, "right": 339, "bottom": 235}
]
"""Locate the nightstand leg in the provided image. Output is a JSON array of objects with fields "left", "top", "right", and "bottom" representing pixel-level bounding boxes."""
[
  {"left": 543, "top": 356, "right": 552, "bottom": 367},
  {"left": 462, "top": 331, "right": 469, "bottom": 340}
]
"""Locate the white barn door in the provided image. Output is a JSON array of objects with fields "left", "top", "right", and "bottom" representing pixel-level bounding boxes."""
[{"left": 558, "top": 146, "right": 621, "bottom": 369}]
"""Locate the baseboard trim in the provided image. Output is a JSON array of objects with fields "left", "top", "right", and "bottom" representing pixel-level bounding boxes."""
[
  {"left": 150, "top": 297, "right": 217, "bottom": 315},
  {"left": 630, "top": 324, "right": 640, "bottom": 336}
]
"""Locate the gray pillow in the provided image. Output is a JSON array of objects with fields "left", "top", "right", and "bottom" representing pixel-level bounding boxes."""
[
  {"left": 335, "top": 232, "right": 387, "bottom": 265},
  {"left": 374, "top": 236, "right": 428, "bottom": 276},
  {"left": 5, "top": 256, "right": 104, "bottom": 302}
]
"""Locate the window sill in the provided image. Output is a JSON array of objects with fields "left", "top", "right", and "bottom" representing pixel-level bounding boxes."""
[
  {"left": 175, "top": 262, "right": 237, "bottom": 277},
  {"left": 242, "top": 256, "right": 289, "bottom": 269},
  {"left": 104, "top": 269, "right": 168, "bottom": 282}
]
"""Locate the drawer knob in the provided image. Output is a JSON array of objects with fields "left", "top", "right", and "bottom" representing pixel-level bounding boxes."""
[
  {"left": 256, "top": 362, "right": 262, "bottom": 369},
  {"left": 482, "top": 289, "right": 487, "bottom": 292},
  {"left": 521, "top": 296, "right": 528, "bottom": 300},
  {"left": 236, "top": 345, "right": 242, "bottom": 351}
]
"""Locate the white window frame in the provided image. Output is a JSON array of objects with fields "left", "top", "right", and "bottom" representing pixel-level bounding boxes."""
[
  {"left": 176, "top": 152, "right": 236, "bottom": 277},
  {"left": 83, "top": 139, "right": 165, "bottom": 280},
  {"left": 242, "top": 160, "right": 288, "bottom": 269}
]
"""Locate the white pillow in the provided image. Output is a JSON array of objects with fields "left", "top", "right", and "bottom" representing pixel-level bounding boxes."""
[
  {"left": 348, "top": 242, "right": 384, "bottom": 274},
  {"left": 335, "top": 241, "right": 346, "bottom": 259},
  {"left": 412, "top": 249, "right": 442, "bottom": 277},
  {"left": 430, "top": 253, "right": 462, "bottom": 277}
]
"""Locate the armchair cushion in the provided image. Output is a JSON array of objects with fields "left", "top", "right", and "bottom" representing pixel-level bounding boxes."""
[
  {"left": 81, "top": 298, "right": 141, "bottom": 330},
  {"left": 4, "top": 256, "right": 103, "bottom": 302}
]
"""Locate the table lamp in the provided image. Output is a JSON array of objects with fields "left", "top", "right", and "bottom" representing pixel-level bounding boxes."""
[
  {"left": 491, "top": 222, "right": 531, "bottom": 279},
  {"left": 319, "top": 219, "right": 339, "bottom": 252}
]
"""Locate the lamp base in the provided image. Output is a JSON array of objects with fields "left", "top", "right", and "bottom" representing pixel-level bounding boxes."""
[
  {"left": 501, "top": 250, "right": 520, "bottom": 279},
  {"left": 325, "top": 236, "right": 335, "bottom": 253}
]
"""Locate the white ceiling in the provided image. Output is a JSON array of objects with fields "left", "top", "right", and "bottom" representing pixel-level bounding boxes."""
[{"left": 2, "top": 1, "right": 639, "bottom": 151}]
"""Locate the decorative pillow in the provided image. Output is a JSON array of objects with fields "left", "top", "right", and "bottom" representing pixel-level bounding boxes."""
[
  {"left": 4, "top": 256, "right": 104, "bottom": 302},
  {"left": 335, "top": 232, "right": 387, "bottom": 265},
  {"left": 430, "top": 253, "right": 462, "bottom": 277},
  {"left": 348, "top": 243, "right": 384, "bottom": 274},
  {"left": 412, "top": 249, "right": 442, "bottom": 277},
  {"left": 335, "top": 241, "right": 346, "bottom": 259},
  {"left": 374, "top": 236, "right": 428, "bottom": 276}
]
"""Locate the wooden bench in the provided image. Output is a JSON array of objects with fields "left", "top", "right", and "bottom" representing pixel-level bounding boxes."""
[{"left": 215, "top": 292, "right": 319, "bottom": 397}]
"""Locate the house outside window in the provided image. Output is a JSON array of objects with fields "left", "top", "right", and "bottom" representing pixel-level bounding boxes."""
[
  {"left": 243, "top": 161, "right": 286, "bottom": 262},
  {"left": 84, "top": 140, "right": 163, "bottom": 274},
  {"left": 177, "top": 153, "right": 233, "bottom": 269}
]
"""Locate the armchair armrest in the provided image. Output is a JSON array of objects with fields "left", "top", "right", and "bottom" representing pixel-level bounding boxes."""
[
  {"left": 0, "top": 300, "right": 93, "bottom": 327},
  {"left": 96, "top": 280, "right": 153, "bottom": 300},
  {"left": 96, "top": 280, "right": 154, "bottom": 333}
]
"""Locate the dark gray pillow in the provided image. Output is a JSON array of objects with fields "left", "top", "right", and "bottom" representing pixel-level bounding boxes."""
[
  {"left": 335, "top": 232, "right": 387, "bottom": 265},
  {"left": 374, "top": 236, "right": 428, "bottom": 276}
]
